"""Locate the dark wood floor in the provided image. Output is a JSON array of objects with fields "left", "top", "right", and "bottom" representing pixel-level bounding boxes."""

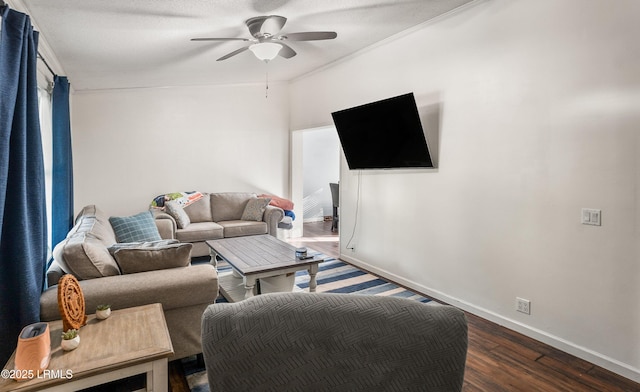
[
  {"left": 286, "top": 219, "right": 341, "bottom": 259},
  {"left": 169, "top": 221, "right": 640, "bottom": 392}
]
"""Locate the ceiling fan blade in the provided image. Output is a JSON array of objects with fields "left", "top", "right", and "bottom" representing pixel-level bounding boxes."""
[
  {"left": 191, "top": 37, "right": 250, "bottom": 42},
  {"left": 280, "top": 32, "right": 337, "bottom": 41},
  {"left": 217, "top": 46, "right": 251, "bottom": 61},
  {"left": 277, "top": 43, "right": 297, "bottom": 59}
]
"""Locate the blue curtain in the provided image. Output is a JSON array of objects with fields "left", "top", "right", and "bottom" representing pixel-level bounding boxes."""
[
  {"left": 0, "top": 6, "right": 48, "bottom": 365},
  {"left": 52, "top": 75, "right": 73, "bottom": 249}
]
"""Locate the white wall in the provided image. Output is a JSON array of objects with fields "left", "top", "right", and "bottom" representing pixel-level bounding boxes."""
[
  {"left": 72, "top": 83, "right": 290, "bottom": 216},
  {"left": 302, "top": 128, "right": 340, "bottom": 222},
  {"left": 290, "top": 0, "right": 640, "bottom": 381}
]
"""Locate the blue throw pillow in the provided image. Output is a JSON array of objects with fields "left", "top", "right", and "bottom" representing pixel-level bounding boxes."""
[{"left": 109, "top": 211, "right": 162, "bottom": 243}]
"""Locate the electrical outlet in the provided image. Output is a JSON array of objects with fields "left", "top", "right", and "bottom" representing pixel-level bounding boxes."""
[{"left": 516, "top": 297, "right": 531, "bottom": 315}]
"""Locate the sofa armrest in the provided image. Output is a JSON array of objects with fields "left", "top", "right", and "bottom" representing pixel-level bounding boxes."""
[
  {"left": 263, "top": 205, "right": 284, "bottom": 236},
  {"left": 153, "top": 211, "right": 177, "bottom": 239},
  {"left": 40, "top": 264, "right": 218, "bottom": 321}
]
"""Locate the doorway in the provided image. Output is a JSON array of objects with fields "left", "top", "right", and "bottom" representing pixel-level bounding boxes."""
[{"left": 290, "top": 126, "right": 340, "bottom": 245}]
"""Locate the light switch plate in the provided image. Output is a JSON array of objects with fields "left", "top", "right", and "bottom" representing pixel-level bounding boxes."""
[{"left": 581, "top": 208, "right": 601, "bottom": 226}]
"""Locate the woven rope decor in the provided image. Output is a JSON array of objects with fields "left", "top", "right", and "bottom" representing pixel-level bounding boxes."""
[{"left": 57, "top": 274, "right": 87, "bottom": 331}]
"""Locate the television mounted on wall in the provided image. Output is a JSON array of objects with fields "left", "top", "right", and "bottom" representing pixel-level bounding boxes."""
[{"left": 331, "top": 92, "right": 433, "bottom": 170}]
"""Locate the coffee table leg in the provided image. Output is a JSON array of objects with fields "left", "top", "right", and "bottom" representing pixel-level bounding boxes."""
[
  {"left": 308, "top": 264, "right": 319, "bottom": 292},
  {"left": 209, "top": 249, "right": 218, "bottom": 270},
  {"left": 244, "top": 276, "right": 256, "bottom": 299}
]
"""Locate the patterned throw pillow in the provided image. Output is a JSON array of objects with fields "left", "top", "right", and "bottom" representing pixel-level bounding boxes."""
[
  {"left": 109, "top": 211, "right": 162, "bottom": 243},
  {"left": 241, "top": 198, "right": 271, "bottom": 221},
  {"left": 165, "top": 200, "right": 191, "bottom": 229}
]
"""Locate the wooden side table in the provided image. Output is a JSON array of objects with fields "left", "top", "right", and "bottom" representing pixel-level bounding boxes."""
[{"left": 0, "top": 303, "right": 173, "bottom": 392}]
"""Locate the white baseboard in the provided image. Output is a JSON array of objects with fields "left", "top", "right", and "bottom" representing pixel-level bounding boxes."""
[{"left": 340, "top": 253, "right": 640, "bottom": 383}]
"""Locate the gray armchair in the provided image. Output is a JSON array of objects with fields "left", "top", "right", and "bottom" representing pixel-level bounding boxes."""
[{"left": 201, "top": 292, "right": 468, "bottom": 391}]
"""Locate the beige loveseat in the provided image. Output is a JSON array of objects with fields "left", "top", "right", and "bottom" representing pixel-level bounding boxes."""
[
  {"left": 40, "top": 205, "right": 218, "bottom": 360},
  {"left": 153, "top": 192, "right": 285, "bottom": 258}
]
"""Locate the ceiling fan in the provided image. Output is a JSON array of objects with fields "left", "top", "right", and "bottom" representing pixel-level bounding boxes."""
[{"left": 191, "top": 15, "right": 337, "bottom": 62}]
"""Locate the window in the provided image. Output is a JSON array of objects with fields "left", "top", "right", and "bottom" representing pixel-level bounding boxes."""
[{"left": 38, "top": 85, "right": 53, "bottom": 261}]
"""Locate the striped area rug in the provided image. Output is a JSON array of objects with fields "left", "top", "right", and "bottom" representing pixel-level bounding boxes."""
[
  {"left": 293, "top": 256, "right": 431, "bottom": 302},
  {"left": 184, "top": 253, "right": 432, "bottom": 391}
]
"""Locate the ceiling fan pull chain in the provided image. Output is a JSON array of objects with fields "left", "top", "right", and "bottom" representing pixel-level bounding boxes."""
[{"left": 265, "top": 62, "right": 269, "bottom": 99}]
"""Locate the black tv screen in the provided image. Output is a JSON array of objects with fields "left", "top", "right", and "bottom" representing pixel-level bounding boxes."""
[{"left": 331, "top": 93, "right": 433, "bottom": 170}]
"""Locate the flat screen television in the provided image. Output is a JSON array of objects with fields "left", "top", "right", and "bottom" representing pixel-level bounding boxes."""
[{"left": 331, "top": 93, "right": 433, "bottom": 170}]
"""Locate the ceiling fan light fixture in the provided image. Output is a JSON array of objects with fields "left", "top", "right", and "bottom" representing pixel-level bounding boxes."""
[{"left": 249, "top": 42, "right": 282, "bottom": 62}]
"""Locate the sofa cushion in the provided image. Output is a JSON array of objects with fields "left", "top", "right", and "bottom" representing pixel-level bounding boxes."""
[
  {"left": 52, "top": 206, "right": 121, "bottom": 280},
  {"left": 219, "top": 220, "right": 268, "bottom": 238},
  {"left": 109, "top": 211, "right": 162, "bottom": 243},
  {"left": 165, "top": 200, "right": 191, "bottom": 229},
  {"left": 211, "top": 193, "right": 256, "bottom": 222},
  {"left": 109, "top": 241, "right": 193, "bottom": 274},
  {"left": 73, "top": 205, "right": 118, "bottom": 244},
  {"left": 53, "top": 232, "right": 121, "bottom": 280},
  {"left": 176, "top": 222, "right": 224, "bottom": 242},
  {"left": 241, "top": 197, "right": 271, "bottom": 221},
  {"left": 184, "top": 195, "right": 212, "bottom": 223}
]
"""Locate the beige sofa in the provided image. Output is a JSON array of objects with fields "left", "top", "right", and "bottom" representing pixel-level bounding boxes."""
[
  {"left": 40, "top": 205, "right": 218, "bottom": 360},
  {"left": 153, "top": 192, "right": 285, "bottom": 257}
]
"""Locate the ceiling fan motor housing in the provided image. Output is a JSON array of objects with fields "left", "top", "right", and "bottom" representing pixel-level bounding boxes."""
[{"left": 246, "top": 15, "right": 287, "bottom": 39}]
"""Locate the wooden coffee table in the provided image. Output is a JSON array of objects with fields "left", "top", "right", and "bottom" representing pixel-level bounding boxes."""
[
  {"left": 0, "top": 303, "right": 173, "bottom": 392},
  {"left": 207, "top": 235, "right": 325, "bottom": 302}
]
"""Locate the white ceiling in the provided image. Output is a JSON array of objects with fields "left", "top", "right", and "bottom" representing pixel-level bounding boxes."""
[{"left": 17, "top": 0, "right": 476, "bottom": 91}]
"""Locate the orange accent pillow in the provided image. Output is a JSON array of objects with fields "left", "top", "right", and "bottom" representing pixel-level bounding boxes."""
[{"left": 259, "top": 194, "right": 294, "bottom": 210}]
